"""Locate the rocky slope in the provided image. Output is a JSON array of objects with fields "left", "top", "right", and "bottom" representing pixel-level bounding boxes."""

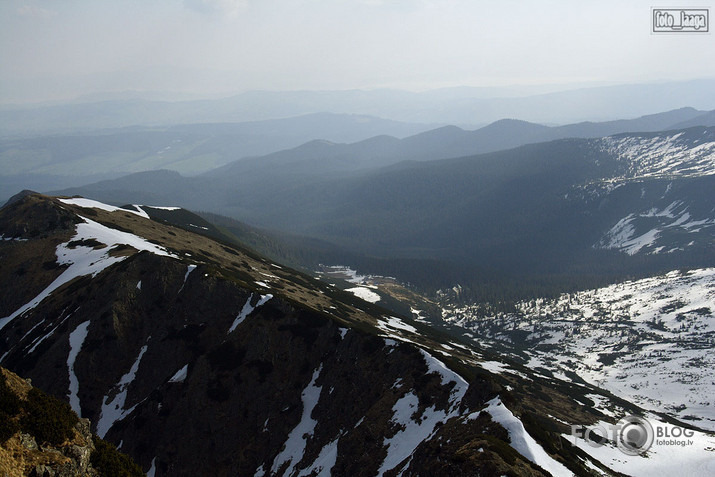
[
  {"left": 0, "top": 365, "right": 142, "bottom": 477},
  {"left": 1, "top": 193, "right": 711, "bottom": 476}
]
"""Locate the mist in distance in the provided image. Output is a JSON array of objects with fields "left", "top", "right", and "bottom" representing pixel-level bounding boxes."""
[{"left": 1, "top": 0, "right": 713, "bottom": 112}]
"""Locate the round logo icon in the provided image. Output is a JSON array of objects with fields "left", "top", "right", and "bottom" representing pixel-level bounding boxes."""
[{"left": 616, "top": 415, "right": 654, "bottom": 455}]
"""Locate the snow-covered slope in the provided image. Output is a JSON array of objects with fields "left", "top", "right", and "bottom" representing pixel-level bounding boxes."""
[
  {"left": 443, "top": 268, "right": 715, "bottom": 431},
  {"left": 594, "top": 198, "right": 714, "bottom": 255},
  {"left": 600, "top": 129, "right": 715, "bottom": 181}
]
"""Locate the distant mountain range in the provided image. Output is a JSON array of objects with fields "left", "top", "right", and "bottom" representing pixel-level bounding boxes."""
[
  {"left": 55, "top": 125, "right": 715, "bottom": 302},
  {"left": 1, "top": 106, "right": 711, "bottom": 201},
  {"left": 2, "top": 79, "right": 714, "bottom": 134}
]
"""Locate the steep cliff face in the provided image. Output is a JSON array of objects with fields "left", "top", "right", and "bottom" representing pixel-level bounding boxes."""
[{"left": 0, "top": 194, "right": 616, "bottom": 476}]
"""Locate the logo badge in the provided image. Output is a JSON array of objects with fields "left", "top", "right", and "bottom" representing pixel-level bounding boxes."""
[
  {"left": 652, "top": 8, "right": 709, "bottom": 33},
  {"left": 615, "top": 415, "right": 654, "bottom": 455}
]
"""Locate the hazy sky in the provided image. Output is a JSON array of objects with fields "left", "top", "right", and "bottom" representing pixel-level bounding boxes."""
[{"left": 1, "top": 0, "right": 714, "bottom": 103}]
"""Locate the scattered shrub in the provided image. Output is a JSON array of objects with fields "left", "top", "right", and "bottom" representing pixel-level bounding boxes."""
[
  {"left": 90, "top": 438, "right": 145, "bottom": 477},
  {"left": 0, "top": 410, "right": 19, "bottom": 442},
  {"left": 0, "top": 373, "right": 21, "bottom": 416},
  {"left": 20, "top": 388, "right": 78, "bottom": 446}
]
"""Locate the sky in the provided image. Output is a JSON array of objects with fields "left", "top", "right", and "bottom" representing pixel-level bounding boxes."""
[{"left": 1, "top": 0, "right": 714, "bottom": 103}]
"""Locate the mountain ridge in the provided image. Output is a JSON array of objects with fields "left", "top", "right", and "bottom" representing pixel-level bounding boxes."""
[
  {"left": 0, "top": 192, "right": 604, "bottom": 475},
  {"left": 4, "top": 193, "right": 703, "bottom": 476}
]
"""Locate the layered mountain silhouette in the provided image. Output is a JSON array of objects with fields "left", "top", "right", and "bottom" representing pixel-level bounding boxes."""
[{"left": 56, "top": 125, "right": 715, "bottom": 300}]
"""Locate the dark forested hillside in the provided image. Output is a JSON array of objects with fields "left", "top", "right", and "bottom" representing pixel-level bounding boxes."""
[{"left": 57, "top": 127, "right": 715, "bottom": 303}]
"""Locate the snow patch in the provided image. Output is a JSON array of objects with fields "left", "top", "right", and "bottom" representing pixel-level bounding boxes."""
[
  {"left": 478, "top": 360, "right": 509, "bottom": 374},
  {"left": 147, "top": 457, "right": 156, "bottom": 477},
  {"left": 96, "top": 343, "right": 149, "bottom": 438},
  {"left": 59, "top": 198, "right": 149, "bottom": 219},
  {"left": 270, "top": 366, "right": 323, "bottom": 476},
  {"left": 228, "top": 294, "right": 273, "bottom": 333},
  {"left": 146, "top": 205, "right": 181, "bottom": 211},
  {"left": 346, "top": 286, "right": 381, "bottom": 303},
  {"left": 376, "top": 316, "right": 417, "bottom": 335},
  {"left": 298, "top": 438, "right": 339, "bottom": 477},
  {"left": 67, "top": 320, "right": 90, "bottom": 415},
  {"left": 377, "top": 350, "right": 468, "bottom": 475},
  {"left": 485, "top": 397, "right": 572, "bottom": 477},
  {"left": 169, "top": 364, "right": 188, "bottom": 383}
]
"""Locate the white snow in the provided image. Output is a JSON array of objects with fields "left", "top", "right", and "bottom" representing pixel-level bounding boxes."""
[
  {"left": 178, "top": 264, "right": 197, "bottom": 293},
  {"left": 0, "top": 235, "right": 27, "bottom": 241},
  {"left": 184, "top": 264, "right": 197, "bottom": 282},
  {"left": 377, "top": 350, "right": 469, "bottom": 476},
  {"left": 592, "top": 132, "right": 715, "bottom": 256},
  {"left": 596, "top": 216, "right": 661, "bottom": 256},
  {"left": 621, "top": 229, "right": 660, "bottom": 256},
  {"left": 146, "top": 206, "right": 181, "bottom": 211},
  {"left": 346, "top": 286, "right": 381, "bottom": 303},
  {"left": 445, "top": 267, "right": 715, "bottom": 431},
  {"left": 59, "top": 198, "right": 150, "bottom": 219},
  {"left": 485, "top": 397, "right": 573, "bottom": 477},
  {"left": 600, "top": 132, "right": 715, "bottom": 181},
  {"left": 147, "top": 457, "right": 156, "bottom": 477},
  {"left": 298, "top": 438, "right": 339, "bottom": 477},
  {"left": 1, "top": 319, "right": 46, "bottom": 361},
  {"left": 419, "top": 349, "right": 468, "bottom": 402},
  {"left": 24, "top": 315, "right": 70, "bottom": 355},
  {"left": 376, "top": 316, "right": 417, "bottom": 335},
  {"left": 318, "top": 265, "right": 369, "bottom": 284},
  {"left": 378, "top": 392, "right": 427, "bottom": 475},
  {"left": 0, "top": 217, "right": 176, "bottom": 332},
  {"left": 270, "top": 365, "right": 323, "bottom": 476},
  {"left": 228, "top": 294, "right": 273, "bottom": 333},
  {"left": 564, "top": 414, "right": 715, "bottom": 477},
  {"left": 66, "top": 320, "right": 90, "bottom": 415},
  {"left": 168, "top": 364, "right": 188, "bottom": 383},
  {"left": 478, "top": 360, "right": 509, "bottom": 374},
  {"left": 96, "top": 343, "right": 149, "bottom": 438}
]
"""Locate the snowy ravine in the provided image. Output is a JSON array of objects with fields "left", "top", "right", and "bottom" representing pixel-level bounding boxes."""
[
  {"left": 269, "top": 366, "right": 324, "bottom": 476},
  {"left": 228, "top": 293, "right": 273, "bottom": 334},
  {"left": 442, "top": 268, "right": 715, "bottom": 431},
  {"left": 96, "top": 343, "right": 149, "bottom": 438},
  {"left": 67, "top": 320, "right": 90, "bottom": 415},
  {"left": 483, "top": 397, "right": 572, "bottom": 477}
]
